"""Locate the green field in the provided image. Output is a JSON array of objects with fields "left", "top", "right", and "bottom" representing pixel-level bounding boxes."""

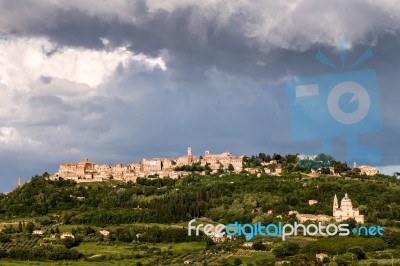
[
  {"left": 73, "top": 241, "right": 204, "bottom": 257},
  {"left": 73, "top": 242, "right": 135, "bottom": 257},
  {"left": 226, "top": 251, "right": 274, "bottom": 264},
  {"left": 0, "top": 259, "right": 146, "bottom": 265},
  {"left": 57, "top": 222, "right": 190, "bottom": 233},
  {"left": 0, "top": 241, "right": 205, "bottom": 266}
]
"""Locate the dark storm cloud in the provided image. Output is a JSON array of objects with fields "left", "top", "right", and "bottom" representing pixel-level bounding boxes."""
[{"left": 4, "top": 0, "right": 397, "bottom": 82}]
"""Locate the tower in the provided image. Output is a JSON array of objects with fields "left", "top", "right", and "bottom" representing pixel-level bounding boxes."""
[
  {"left": 333, "top": 194, "right": 338, "bottom": 215},
  {"left": 18, "top": 178, "right": 23, "bottom": 188},
  {"left": 186, "top": 147, "right": 193, "bottom": 163}
]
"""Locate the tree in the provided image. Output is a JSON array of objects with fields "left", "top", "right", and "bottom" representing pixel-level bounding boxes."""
[
  {"left": 286, "top": 242, "right": 300, "bottom": 255},
  {"left": 228, "top": 164, "right": 234, "bottom": 171},
  {"left": 287, "top": 196, "right": 299, "bottom": 206},
  {"left": 343, "top": 218, "right": 357, "bottom": 230},
  {"left": 61, "top": 237, "right": 81, "bottom": 249},
  {"left": 0, "top": 234, "right": 11, "bottom": 243},
  {"left": 332, "top": 160, "right": 349, "bottom": 174},
  {"left": 347, "top": 246, "right": 366, "bottom": 260},
  {"left": 204, "top": 237, "right": 216, "bottom": 248},
  {"left": 233, "top": 258, "right": 242, "bottom": 266},
  {"left": 334, "top": 253, "right": 353, "bottom": 265},
  {"left": 321, "top": 168, "right": 331, "bottom": 175},
  {"left": 259, "top": 153, "right": 268, "bottom": 162},
  {"left": 383, "top": 229, "right": 400, "bottom": 248},
  {"left": 272, "top": 153, "right": 282, "bottom": 161},
  {"left": 26, "top": 221, "right": 35, "bottom": 234},
  {"left": 18, "top": 221, "right": 23, "bottom": 233},
  {"left": 285, "top": 154, "right": 297, "bottom": 164},
  {"left": 273, "top": 242, "right": 300, "bottom": 257},
  {"left": 273, "top": 245, "right": 288, "bottom": 258},
  {"left": 290, "top": 254, "right": 316, "bottom": 266},
  {"left": 252, "top": 241, "right": 266, "bottom": 251},
  {"left": 0, "top": 249, "right": 7, "bottom": 258}
]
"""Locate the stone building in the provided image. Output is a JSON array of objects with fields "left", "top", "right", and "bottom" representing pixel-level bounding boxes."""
[
  {"left": 295, "top": 213, "right": 333, "bottom": 223},
  {"left": 292, "top": 193, "right": 364, "bottom": 224},
  {"left": 141, "top": 158, "right": 174, "bottom": 173},
  {"left": 95, "top": 164, "right": 112, "bottom": 178},
  {"left": 54, "top": 158, "right": 95, "bottom": 180},
  {"left": 308, "top": 200, "right": 318, "bottom": 206},
  {"left": 50, "top": 147, "right": 243, "bottom": 182},
  {"left": 201, "top": 150, "right": 243, "bottom": 171},
  {"left": 333, "top": 193, "right": 364, "bottom": 223},
  {"left": 176, "top": 147, "right": 199, "bottom": 166},
  {"left": 353, "top": 162, "right": 378, "bottom": 176}
]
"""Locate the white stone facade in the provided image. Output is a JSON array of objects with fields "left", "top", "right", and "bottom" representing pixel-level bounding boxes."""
[{"left": 333, "top": 193, "right": 364, "bottom": 223}]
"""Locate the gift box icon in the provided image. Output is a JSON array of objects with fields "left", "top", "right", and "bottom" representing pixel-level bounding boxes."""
[{"left": 286, "top": 41, "right": 382, "bottom": 165}]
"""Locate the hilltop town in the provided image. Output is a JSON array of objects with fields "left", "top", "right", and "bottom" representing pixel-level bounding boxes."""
[
  {"left": 50, "top": 147, "right": 378, "bottom": 183},
  {"left": 50, "top": 148, "right": 379, "bottom": 184},
  {"left": 50, "top": 148, "right": 245, "bottom": 182}
]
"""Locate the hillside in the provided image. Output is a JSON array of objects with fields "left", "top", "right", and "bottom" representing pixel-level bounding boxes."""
[{"left": 1, "top": 167, "right": 400, "bottom": 265}]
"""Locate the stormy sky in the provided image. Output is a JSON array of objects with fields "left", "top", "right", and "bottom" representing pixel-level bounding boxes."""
[{"left": 1, "top": 0, "right": 400, "bottom": 191}]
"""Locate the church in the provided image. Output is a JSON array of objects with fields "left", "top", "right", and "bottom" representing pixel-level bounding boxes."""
[
  {"left": 293, "top": 193, "right": 364, "bottom": 224},
  {"left": 333, "top": 193, "right": 364, "bottom": 224}
]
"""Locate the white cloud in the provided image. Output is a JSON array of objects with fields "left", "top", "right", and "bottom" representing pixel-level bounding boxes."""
[
  {"left": 0, "top": 126, "right": 42, "bottom": 149},
  {"left": 0, "top": 127, "right": 17, "bottom": 143},
  {"left": 0, "top": 36, "right": 165, "bottom": 91}
]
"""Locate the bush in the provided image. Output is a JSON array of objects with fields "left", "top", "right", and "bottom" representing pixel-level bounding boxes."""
[
  {"left": 233, "top": 258, "right": 242, "bottom": 266},
  {"left": 273, "top": 242, "right": 299, "bottom": 258},
  {"left": 347, "top": 246, "right": 366, "bottom": 260},
  {"left": 290, "top": 254, "right": 316, "bottom": 266},
  {"left": 252, "top": 241, "right": 266, "bottom": 251},
  {"left": 60, "top": 237, "right": 81, "bottom": 249},
  {"left": 36, "top": 217, "right": 55, "bottom": 226},
  {"left": 7, "top": 245, "right": 82, "bottom": 260},
  {"left": 0, "top": 234, "right": 11, "bottom": 243},
  {"left": 303, "top": 237, "right": 385, "bottom": 255},
  {"left": 334, "top": 253, "right": 354, "bottom": 266},
  {"left": 0, "top": 249, "right": 7, "bottom": 258}
]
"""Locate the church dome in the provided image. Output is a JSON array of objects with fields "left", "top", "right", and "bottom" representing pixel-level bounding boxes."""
[{"left": 341, "top": 193, "right": 352, "bottom": 206}]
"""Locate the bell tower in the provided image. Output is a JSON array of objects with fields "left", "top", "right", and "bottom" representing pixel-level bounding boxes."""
[
  {"left": 18, "top": 178, "right": 23, "bottom": 188},
  {"left": 187, "top": 147, "right": 193, "bottom": 163},
  {"left": 333, "top": 194, "right": 338, "bottom": 215}
]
